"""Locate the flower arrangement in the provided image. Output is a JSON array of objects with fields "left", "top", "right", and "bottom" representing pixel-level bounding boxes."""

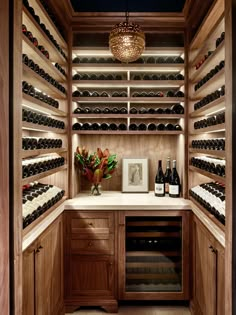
[{"left": 75, "top": 146, "right": 118, "bottom": 195}]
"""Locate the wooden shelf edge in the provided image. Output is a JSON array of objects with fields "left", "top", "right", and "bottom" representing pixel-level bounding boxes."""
[
  {"left": 190, "top": 40, "right": 225, "bottom": 82},
  {"left": 72, "top": 131, "right": 184, "bottom": 135},
  {"left": 189, "top": 165, "right": 225, "bottom": 183},
  {"left": 189, "top": 197, "right": 225, "bottom": 232},
  {"left": 189, "top": 96, "right": 225, "bottom": 118},
  {"left": 22, "top": 121, "right": 66, "bottom": 133},
  {"left": 72, "top": 46, "right": 185, "bottom": 54},
  {"left": 192, "top": 68, "right": 225, "bottom": 99},
  {"left": 35, "top": 0, "right": 68, "bottom": 50},
  {"left": 190, "top": 123, "right": 225, "bottom": 134},
  {"left": 72, "top": 63, "right": 185, "bottom": 71},
  {"left": 22, "top": 164, "right": 68, "bottom": 185},
  {"left": 22, "top": 35, "right": 66, "bottom": 82},
  {"left": 22, "top": 148, "right": 67, "bottom": 158},
  {"left": 22, "top": 196, "right": 67, "bottom": 236},
  {"left": 22, "top": 93, "right": 67, "bottom": 116},
  {"left": 189, "top": 148, "right": 225, "bottom": 158},
  {"left": 23, "top": 64, "right": 66, "bottom": 99},
  {"left": 72, "top": 97, "right": 185, "bottom": 103},
  {"left": 190, "top": 1, "right": 224, "bottom": 50},
  {"left": 72, "top": 114, "right": 184, "bottom": 119},
  {"left": 72, "top": 80, "right": 185, "bottom": 88},
  {"left": 22, "top": 6, "right": 67, "bottom": 65}
]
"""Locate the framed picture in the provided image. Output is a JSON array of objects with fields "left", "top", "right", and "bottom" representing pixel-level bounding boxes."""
[{"left": 122, "top": 158, "right": 149, "bottom": 193}]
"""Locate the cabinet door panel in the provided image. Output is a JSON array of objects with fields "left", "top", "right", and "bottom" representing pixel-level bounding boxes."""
[
  {"left": 217, "top": 245, "right": 225, "bottom": 315},
  {"left": 36, "top": 217, "right": 63, "bottom": 315},
  {"left": 70, "top": 255, "right": 114, "bottom": 297},
  {"left": 195, "top": 223, "right": 216, "bottom": 315},
  {"left": 23, "top": 244, "right": 36, "bottom": 315}
]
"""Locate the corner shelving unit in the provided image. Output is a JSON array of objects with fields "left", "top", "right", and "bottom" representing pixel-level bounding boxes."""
[
  {"left": 21, "top": 0, "right": 69, "bottom": 232},
  {"left": 188, "top": 12, "right": 225, "bottom": 230},
  {"left": 71, "top": 46, "right": 186, "bottom": 194}
]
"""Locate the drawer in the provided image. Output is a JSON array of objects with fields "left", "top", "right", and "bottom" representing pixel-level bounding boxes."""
[
  {"left": 71, "top": 235, "right": 114, "bottom": 255},
  {"left": 66, "top": 212, "right": 114, "bottom": 235}
]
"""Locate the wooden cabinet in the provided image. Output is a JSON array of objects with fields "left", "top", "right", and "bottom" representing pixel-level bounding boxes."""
[
  {"left": 64, "top": 211, "right": 118, "bottom": 313},
  {"left": 23, "top": 216, "right": 64, "bottom": 315},
  {"left": 118, "top": 210, "right": 190, "bottom": 301},
  {"left": 192, "top": 217, "right": 225, "bottom": 315}
]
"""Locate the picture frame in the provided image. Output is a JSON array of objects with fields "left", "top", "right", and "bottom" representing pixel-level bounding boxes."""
[{"left": 122, "top": 158, "right": 149, "bottom": 193}]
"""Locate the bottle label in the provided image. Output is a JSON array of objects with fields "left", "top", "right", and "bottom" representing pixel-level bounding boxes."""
[
  {"left": 155, "top": 183, "right": 164, "bottom": 194},
  {"left": 169, "top": 185, "right": 179, "bottom": 195}
]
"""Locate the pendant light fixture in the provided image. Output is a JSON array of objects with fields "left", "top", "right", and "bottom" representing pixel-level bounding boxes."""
[{"left": 109, "top": 5, "right": 145, "bottom": 63}]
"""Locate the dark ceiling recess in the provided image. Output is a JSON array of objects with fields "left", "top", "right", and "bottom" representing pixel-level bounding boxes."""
[{"left": 70, "top": 0, "right": 186, "bottom": 13}]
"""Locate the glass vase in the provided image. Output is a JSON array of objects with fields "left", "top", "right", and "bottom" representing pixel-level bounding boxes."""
[{"left": 91, "top": 183, "right": 101, "bottom": 196}]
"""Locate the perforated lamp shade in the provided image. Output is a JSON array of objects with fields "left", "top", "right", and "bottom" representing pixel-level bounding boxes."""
[{"left": 109, "top": 21, "right": 145, "bottom": 63}]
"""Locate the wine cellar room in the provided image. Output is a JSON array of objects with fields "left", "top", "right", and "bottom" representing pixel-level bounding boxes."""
[{"left": 0, "top": 0, "right": 235, "bottom": 314}]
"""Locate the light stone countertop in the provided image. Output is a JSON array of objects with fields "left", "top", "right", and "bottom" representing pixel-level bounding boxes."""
[
  {"left": 22, "top": 192, "right": 225, "bottom": 250},
  {"left": 64, "top": 191, "right": 191, "bottom": 210}
]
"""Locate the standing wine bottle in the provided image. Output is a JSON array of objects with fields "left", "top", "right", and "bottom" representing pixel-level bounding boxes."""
[
  {"left": 155, "top": 160, "right": 165, "bottom": 197},
  {"left": 169, "top": 160, "right": 180, "bottom": 198},
  {"left": 164, "top": 157, "right": 171, "bottom": 194}
]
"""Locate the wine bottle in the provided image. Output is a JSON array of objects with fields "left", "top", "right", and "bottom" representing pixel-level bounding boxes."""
[
  {"left": 169, "top": 160, "right": 180, "bottom": 198},
  {"left": 155, "top": 160, "right": 165, "bottom": 197},
  {"left": 164, "top": 157, "right": 171, "bottom": 194}
]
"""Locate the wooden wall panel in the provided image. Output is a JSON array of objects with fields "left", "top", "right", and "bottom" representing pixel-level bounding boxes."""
[
  {"left": 225, "top": 1, "right": 233, "bottom": 315},
  {"left": 0, "top": 0, "right": 9, "bottom": 314},
  {"left": 74, "top": 135, "right": 184, "bottom": 193}
]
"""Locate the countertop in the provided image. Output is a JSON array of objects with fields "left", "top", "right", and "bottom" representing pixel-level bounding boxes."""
[
  {"left": 64, "top": 191, "right": 191, "bottom": 210},
  {"left": 22, "top": 191, "right": 225, "bottom": 250}
]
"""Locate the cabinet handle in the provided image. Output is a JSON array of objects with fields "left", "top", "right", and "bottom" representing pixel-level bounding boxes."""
[
  {"left": 35, "top": 245, "right": 43, "bottom": 253},
  {"left": 88, "top": 241, "right": 93, "bottom": 247},
  {"left": 88, "top": 222, "right": 93, "bottom": 227},
  {"left": 109, "top": 262, "right": 113, "bottom": 266},
  {"left": 209, "top": 245, "right": 216, "bottom": 253}
]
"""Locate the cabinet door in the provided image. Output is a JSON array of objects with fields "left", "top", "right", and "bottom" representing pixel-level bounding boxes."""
[
  {"left": 35, "top": 216, "right": 63, "bottom": 315},
  {"left": 194, "top": 222, "right": 217, "bottom": 315},
  {"left": 23, "top": 243, "right": 37, "bottom": 315},
  {"left": 216, "top": 244, "right": 225, "bottom": 315},
  {"left": 70, "top": 255, "right": 115, "bottom": 297}
]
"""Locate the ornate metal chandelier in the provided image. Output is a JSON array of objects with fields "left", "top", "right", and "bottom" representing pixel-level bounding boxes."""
[{"left": 109, "top": 12, "right": 145, "bottom": 63}]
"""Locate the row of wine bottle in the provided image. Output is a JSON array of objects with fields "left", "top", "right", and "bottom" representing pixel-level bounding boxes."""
[
  {"left": 190, "top": 156, "right": 225, "bottom": 177},
  {"left": 22, "top": 81, "right": 59, "bottom": 108},
  {"left": 22, "top": 182, "right": 65, "bottom": 228},
  {"left": 23, "top": 0, "right": 67, "bottom": 60},
  {"left": 74, "top": 104, "right": 184, "bottom": 115},
  {"left": 22, "top": 137, "right": 63, "bottom": 150},
  {"left": 22, "top": 24, "right": 49, "bottom": 59},
  {"left": 72, "top": 73, "right": 184, "bottom": 81},
  {"left": 73, "top": 73, "right": 123, "bottom": 81},
  {"left": 189, "top": 182, "right": 225, "bottom": 225},
  {"left": 22, "top": 109, "right": 65, "bottom": 129},
  {"left": 195, "top": 32, "right": 225, "bottom": 70},
  {"left": 194, "top": 85, "right": 225, "bottom": 111},
  {"left": 72, "top": 122, "right": 182, "bottom": 131},
  {"left": 22, "top": 54, "right": 66, "bottom": 94},
  {"left": 22, "top": 154, "right": 65, "bottom": 178},
  {"left": 126, "top": 238, "right": 181, "bottom": 251},
  {"left": 132, "top": 73, "right": 184, "bottom": 81},
  {"left": 72, "top": 90, "right": 185, "bottom": 98},
  {"left": 72, "top": 56, "right": 184, "bottom": 64},
  {"left": 194, "top": 60, "right": 225, "bottom": 91},
  {"left": 155, "top": 159, "right": 181, "bottom": 197},
  {"left": 194, "top": 111, "right": 225, "bottom": 129},
  {"left": 39, "top": 0, "right": 65, "bottom": 40},
  {"left": 191, "top": 138, "right": 225, "bottom": 151}
]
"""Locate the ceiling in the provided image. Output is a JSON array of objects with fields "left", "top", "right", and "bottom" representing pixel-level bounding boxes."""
[{"left": 70, "top": 0, "right": 187, "bottom": 13}]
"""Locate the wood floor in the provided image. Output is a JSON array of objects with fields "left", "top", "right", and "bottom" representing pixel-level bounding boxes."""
[{"left": 66, "top": 305, "right": 191, "bottom": 315}]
